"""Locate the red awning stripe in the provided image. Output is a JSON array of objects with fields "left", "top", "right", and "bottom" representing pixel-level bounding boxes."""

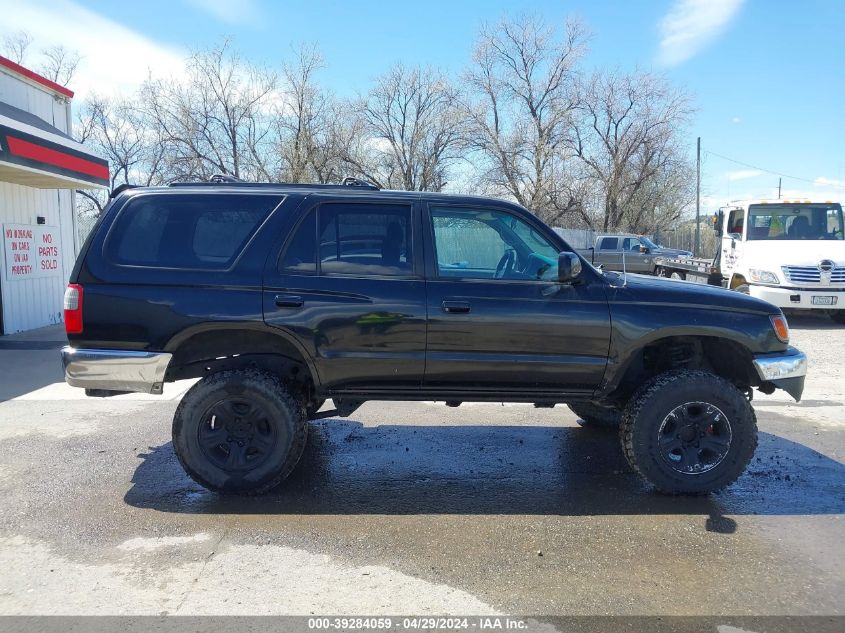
[
  {"left": 6, "top": 136, "right": 108, "bottom": 180},
  {"left": 0, "top": 55, "right": 74, "bottom": 99}
]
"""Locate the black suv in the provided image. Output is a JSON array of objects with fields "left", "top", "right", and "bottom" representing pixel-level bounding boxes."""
[{"left": 61, "top": 180, "right": 806, "bottom": 495}]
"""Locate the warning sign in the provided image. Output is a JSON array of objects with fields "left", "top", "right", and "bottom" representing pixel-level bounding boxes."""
[{"left": 3, "top": 224, "right": 61, "bottom": 281}]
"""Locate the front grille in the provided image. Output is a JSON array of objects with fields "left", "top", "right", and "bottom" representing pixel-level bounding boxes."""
[{"left": 782, "top": 265, "right": 845, "bottom": 284}]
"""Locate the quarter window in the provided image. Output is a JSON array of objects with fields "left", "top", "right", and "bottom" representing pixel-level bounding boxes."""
[{"left": 107, "top": 194, "right": 280, "bottom": 269}]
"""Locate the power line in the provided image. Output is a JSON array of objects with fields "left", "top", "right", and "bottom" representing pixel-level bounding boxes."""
[{"left": 703, "top": 149, "right": 845, "bottom": 189}]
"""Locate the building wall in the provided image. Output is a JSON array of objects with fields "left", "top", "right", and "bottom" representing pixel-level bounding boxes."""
[{"left": 0, "top": 65, "right": 77, "bottom": 334}]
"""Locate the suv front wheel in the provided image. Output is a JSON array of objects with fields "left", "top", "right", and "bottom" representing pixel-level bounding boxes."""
[
  {"left": 172, "top": 369, "right": 307, "bottom": 495},
  {"left": 620, "top": 369, "right": 757, "bottom": 494}
]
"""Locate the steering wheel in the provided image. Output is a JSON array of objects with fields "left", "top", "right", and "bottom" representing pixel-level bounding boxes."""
[{"left": 494, "top": 249, "right": 516, "bottom": 279}]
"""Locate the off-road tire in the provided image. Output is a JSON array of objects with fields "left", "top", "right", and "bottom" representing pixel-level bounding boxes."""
[
  {"left": 620, "top": 369, "right": 757, "bottom": 494},
  {"left": 568, "top": 402, "right": 621, "bottom": 428},
  {"left": 173, "top": 369, "right": 307, "bottom": 495},
  {"left": 829, "top": 310, "right": 845, "bottom": 324}
]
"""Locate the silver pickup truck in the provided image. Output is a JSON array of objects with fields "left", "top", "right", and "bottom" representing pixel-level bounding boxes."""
[{"left": 578, "top": 234, "right": 692, "bottom": 274}]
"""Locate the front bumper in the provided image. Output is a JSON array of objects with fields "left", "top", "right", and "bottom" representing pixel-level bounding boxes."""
[
  {"left": 752, "top": 346, "right": 807, "bottom": 402},
  {"left": 749, "top": 284, "right": 845, "bottom": 310},
  {"left": 61, "top": 347, "right": 172, "bottom": 395}
]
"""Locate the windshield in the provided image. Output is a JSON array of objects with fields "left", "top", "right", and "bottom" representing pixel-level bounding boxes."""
[{"left": 746, "top": 203, "right": 844, "bottom": 240}]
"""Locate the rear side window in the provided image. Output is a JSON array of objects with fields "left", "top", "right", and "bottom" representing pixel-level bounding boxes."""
[
  {"left": 599, "top": 237, "right": 618, "bottom": 250},
  {"left": 106, "top": 194, "right": 281, "bottom": 269},
  {"left": 318, "top": 203, "right": 412, "bottom": 276}
]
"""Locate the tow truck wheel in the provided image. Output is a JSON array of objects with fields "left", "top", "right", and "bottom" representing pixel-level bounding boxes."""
[
  {"left": 829, "top": 311, "right": 845, "bottom": 324},
  {"left": 568, "top": 403, "right": 621, "bottom": 428},
  {"left": 172, "top": 369, "right": 307, "bottom": 495},
  {"left": 620, "top": 369, "right": 757, "bottom": 495}
]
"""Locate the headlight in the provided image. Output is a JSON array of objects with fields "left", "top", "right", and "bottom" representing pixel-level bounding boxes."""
[{"left": 749, "top": 269, "right": 780, "bottom": 284}]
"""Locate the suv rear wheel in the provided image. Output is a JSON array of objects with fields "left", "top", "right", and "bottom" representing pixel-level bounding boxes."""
[
  {"left": 172, "top": 369, "right": 307, "bottom": 495},
  {"left": 568, "top": 402, "right": 621, "bottom": 428},
  {"left": 620, "top": 369, "right": 757, "bottom": 494}
]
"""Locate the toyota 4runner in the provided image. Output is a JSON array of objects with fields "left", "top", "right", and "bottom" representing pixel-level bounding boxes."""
[{"left": 61, "top": 179, "right": 807, "bottom": 495}]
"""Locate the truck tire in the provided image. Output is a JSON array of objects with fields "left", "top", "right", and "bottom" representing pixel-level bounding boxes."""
[
  {"left": 829, "top": 311, "right": 845, "bottom": 324},
  {"left": 619, "top": 369, "right": 757, "bottom": 495},
  {"left": 172, "top": 369, "right": 307, "bottom": 495},
  {"left": 568, "top": 402, "right": 621, "bottom": 428}
]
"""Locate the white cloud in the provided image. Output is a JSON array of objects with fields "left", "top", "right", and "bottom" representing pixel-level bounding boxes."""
[
  {"left": 184, "top": 0, "right": 262, "bottom": 25},
  {"left": 658, "top": 0, "right": 745, "bottom": 66},
  {"left": 0, "top": 0, "right": 186, "bottom": 99},
  {"left": 731, "top": 116, "right": 741, "bottom": 124},
  {"left": 814, "top": 176, "right": 845, "bottom": 189},
  {"left": 727, "top": 169, "right": 762, "bottom": 181}
]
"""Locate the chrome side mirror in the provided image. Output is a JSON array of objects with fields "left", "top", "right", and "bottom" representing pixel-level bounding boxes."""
[{"left": 558, "top": 252, "right": 582, "bottom": 284}]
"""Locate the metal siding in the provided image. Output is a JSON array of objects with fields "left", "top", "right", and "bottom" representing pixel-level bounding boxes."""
[{"left": 0, "top": 73, "right": 75, "bottom": 334}]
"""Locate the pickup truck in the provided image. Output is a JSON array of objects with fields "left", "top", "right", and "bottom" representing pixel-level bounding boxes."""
[
  {"left": 60, "top": 179, "right": 806, "bottom": 496},
  {"left": 654, "top": 199, "right": 845, "bottom": 324},
  {"left": 578, "top": 233, "right": 692, "bottom": 274}
]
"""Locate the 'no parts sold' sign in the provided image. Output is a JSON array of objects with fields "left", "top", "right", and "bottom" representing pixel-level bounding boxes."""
[{"left": 3, "top": 223, "right": 61, "bottom": 281}]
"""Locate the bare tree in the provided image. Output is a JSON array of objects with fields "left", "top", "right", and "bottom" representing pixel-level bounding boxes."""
[
  {"left": 140, "top": 40, "right": 276, "bottom": 181},
  {"left": 270, "top": 44, "right": 349, "bottom": 183},
  {"left": 463, "top": 15, "right": 588, "bottom": 225},
  {"left": 2, "top": 30, "right": 33, "bottom": 65},
  {"left": 75, "top": 96, "right": 170, "bottom": 215},
  {"left": 570, "top": 71, "right": 693, "bottom": 231},
  {"left": 358, "top": 64, "right": 463, "bottom": 191},
  {"left": 39, "top": 45, "right": 81, "bottom": 86}
]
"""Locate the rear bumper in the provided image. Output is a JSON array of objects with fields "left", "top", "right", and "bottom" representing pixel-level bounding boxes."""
[
  {"left": 749, "top": 284, "right": 845, "bottom": 309},
  {"left": 61, "top": 347, "right": 172, "bottom": 395},
  {"left": 752, "top": 346, "right": 807, "bottom": 402}
]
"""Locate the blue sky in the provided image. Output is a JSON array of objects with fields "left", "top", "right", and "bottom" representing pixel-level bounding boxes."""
[{"left": 3, "top": 0, "right": 844, "bottom": 211}]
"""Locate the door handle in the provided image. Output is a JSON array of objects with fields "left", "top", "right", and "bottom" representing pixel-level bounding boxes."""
[
  {"left": 442, "top": 300, "right": 470, "bottom": 314},
  {"left": 274, "top": 294, "right": 304, "bottom": 308}
]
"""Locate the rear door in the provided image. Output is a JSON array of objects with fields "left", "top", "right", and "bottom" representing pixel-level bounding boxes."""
[
  {"left": 596, "top": 236, "right": 622, "bottom": 270},
  {"left": 263, "top": 196, "right": 427, "bottom": 391}
]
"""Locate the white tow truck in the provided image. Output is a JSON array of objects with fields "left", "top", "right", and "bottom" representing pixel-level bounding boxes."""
[{"left": 655, "top": 199, "right": 845, "bottom": 324}]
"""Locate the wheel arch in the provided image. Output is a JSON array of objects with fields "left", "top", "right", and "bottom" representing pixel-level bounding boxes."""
[
  {"left": 164, "top": 324, "right": 321, "bottom": 394},
  {"left": 601, "top": 333, "right": 758, "bottom": 405}
]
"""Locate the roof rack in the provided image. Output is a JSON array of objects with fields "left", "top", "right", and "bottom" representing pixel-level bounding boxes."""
[{"left": 168, "top": 175, "right": 380, "bottom": 191}]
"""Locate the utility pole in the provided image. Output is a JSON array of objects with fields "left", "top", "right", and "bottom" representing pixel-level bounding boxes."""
[
  {"left": 778, "top": 177, "right": 782, "bottom": 199},
  {"left": 695, "top": 136, "right": 701, "bottom": 257}
]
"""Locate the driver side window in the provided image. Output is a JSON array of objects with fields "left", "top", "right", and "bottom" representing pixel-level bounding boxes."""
[{"left": 430, "top": 206, "right": 559, "bottom": 280}]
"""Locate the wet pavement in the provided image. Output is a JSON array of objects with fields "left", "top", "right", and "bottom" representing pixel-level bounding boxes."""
[{"left": 0, "top": 316, "right": 843, "bottom": 618}]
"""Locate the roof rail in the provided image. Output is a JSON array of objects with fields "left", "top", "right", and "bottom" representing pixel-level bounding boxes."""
[
  {"left": 109, "top": 183, "right": 137, "bottom": 198},
  {"left": 209, "top": 173, "right": 244, "bottom": 184},
  {"left": 341, "top": 176, "right": 379, "bottom": 190},
  {"left": 168, "top": 176, "right": 381, "bottom": 191}
]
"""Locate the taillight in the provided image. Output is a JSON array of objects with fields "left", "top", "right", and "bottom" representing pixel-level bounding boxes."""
[{"left": 64, "top": 284, "right": 83, "bottom": 334}]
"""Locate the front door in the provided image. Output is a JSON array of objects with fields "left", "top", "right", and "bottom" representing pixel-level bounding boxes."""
[
  {"left": 263, "top": 198, "right": 426, "bottom": 391},
  {"left": 423, "top": 204, "right": 611, "bottom": 396}
]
